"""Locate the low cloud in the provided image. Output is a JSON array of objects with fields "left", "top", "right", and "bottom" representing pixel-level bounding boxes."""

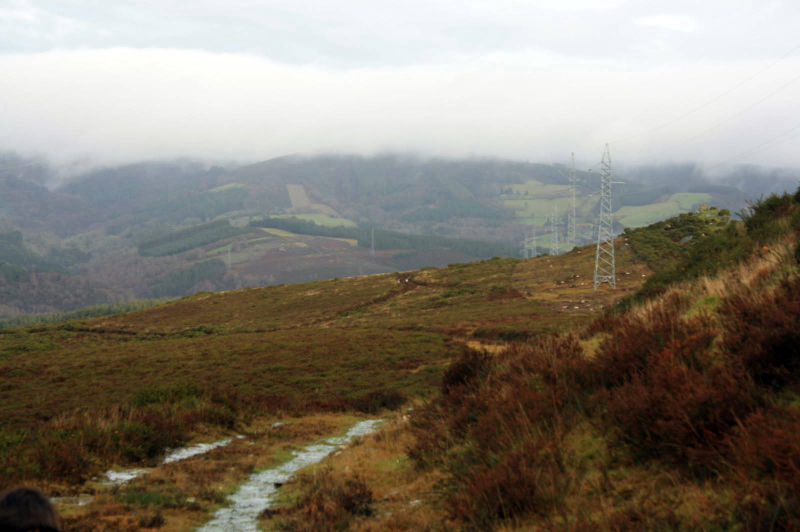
[
  {"left": 0, "top": 48, "right": 798, "bottom": 170},
  {"left": 635, "top": 14, "right": 700, "bottom": 33}
]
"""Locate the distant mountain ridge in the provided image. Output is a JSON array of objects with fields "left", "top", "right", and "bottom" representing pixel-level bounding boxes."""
[{"left": 0, "top": 151, "right": 792, "bottom": 317}]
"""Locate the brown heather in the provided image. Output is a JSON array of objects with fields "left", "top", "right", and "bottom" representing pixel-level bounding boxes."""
[
  {"left": 399, "top": 189, "right": 800, "bottom": 530},
  {"left": 4, "top": 189, "right": 800, "bottom": 530}
]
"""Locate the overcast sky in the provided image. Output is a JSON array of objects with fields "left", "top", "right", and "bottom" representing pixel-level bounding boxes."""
[{"left": 1, "top": 0, "right": 799, "bottom": 171}]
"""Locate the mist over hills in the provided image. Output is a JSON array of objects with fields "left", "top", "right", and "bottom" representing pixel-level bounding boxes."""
[{"left": 0, "top": 150, "right": 795, "bottom": 318}]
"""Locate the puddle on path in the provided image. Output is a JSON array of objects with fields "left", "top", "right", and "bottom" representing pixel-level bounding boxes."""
[
  {"left": 163, "top": 435, "right": 244, "bottom": 465},
  {"left": 197, "top": 419, "right": 382, "bottom": 532},
  {"left": 51, "top": 494, "right": 95, "bottom": 507},
  {"left": 102, "top": 436, "right": 244, "bottom": 487}
]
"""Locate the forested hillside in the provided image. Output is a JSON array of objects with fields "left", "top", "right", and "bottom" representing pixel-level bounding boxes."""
[{"left": 0, "top": 152, "right": 781, "bottom": 320}]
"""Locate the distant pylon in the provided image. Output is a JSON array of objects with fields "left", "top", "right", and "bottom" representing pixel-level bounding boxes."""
[
  {"left": 550, "top": 206, "right": 560, "bottom": 256},
  {"left": 593, "top": 144, "right": 621, "bottom": 289},
  {"left": 567, "top": 153, "right": 578, "bottom": 250},
  {"left": 525, "top": 228, "right": 537, "bottom": 258}
]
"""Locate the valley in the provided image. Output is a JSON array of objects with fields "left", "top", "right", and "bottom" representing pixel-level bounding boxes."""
[
  {"left": 1, "top": 152, "right": 798, "bottom": 530},
  {"left": 0, "top": 153, "right": 763, "bottom": 323}
]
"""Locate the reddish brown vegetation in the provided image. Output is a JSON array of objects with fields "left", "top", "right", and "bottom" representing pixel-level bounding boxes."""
[
  {"left": 589, "top": 292, "right": 695, "bottom": 386},
  {"left": 726, "top": 409, "right": 800, "bottom": 530},
  {"left": 590, "top": 300, "right": 756, "bottom": 471},
  {"left": 263, "top": 469, "right": 373, "bottom": 531},
  {"left": 720, "top": 276, "right": 800, "bottom": 387},
  {"left": 447, "top": 435, "right": 569, "bottom": 528},
  {"left": 410, "top": 338, "right": 581, "bottom": 527},
  {"left": 410, "top": 260, "right": 800, "bottom": 529}
]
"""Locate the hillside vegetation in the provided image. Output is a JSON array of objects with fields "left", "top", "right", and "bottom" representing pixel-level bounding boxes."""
[
  {"left": 2, "top": 185, "right": 798, "bottom": 530},
  {"left": 259, "top": 188, "right": 800, "bottom": 531},
  {"left": 0, "top": 239, "right": 650, "bottom": 493},
  {"left": 0, "top": 154, "right": 758, "bottom": 316}
]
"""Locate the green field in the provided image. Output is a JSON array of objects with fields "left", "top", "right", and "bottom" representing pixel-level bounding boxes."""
[
  {"left": 208, "top": 183, "right": 245, "bottom": 193},
  {"left": 672, "top": 192, "right": 713, "bottom": 209},
  {"left": 274, "top": 213, "right": 356, "bottom": 227},
  {"left": 504, "top": 197, "right": 572, "bottom": 220},
  {"left": 616, "top": 193, "right": 713, "bottom": 227},
  {"left": 506, "top": 179, "right": 570, "bottom": 196},
  {"left": 286, "top": 184, "right": 312, "bottom": 209}
]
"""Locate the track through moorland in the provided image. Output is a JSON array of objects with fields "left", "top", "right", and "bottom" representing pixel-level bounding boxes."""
[{"left": 2, "top": 216, "right": 710, "bottom": 530}]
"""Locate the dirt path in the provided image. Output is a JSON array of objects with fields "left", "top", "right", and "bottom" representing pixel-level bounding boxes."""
[
  {"left": 198, "top": 419, "right": 382, "bottom": 531},
  {"left": 57, "top": 415, "right": 376, "bottom": 531}
]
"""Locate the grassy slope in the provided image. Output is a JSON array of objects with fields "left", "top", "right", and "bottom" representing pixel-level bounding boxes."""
[
  {"left": 617, "top": 192, "right": 713, "bottom": 227},
  {"left": 0, "top": 245, "right": 646, "bottom": 490},
  {"left": 265, "top": 190, "right": 800, "bottom": 531},
  {"left": 13, "top": 195, "right": 781, "bottom": 529}
]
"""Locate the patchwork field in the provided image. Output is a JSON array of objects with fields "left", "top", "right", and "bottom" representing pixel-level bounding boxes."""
[{"left": 616, "top": 192, "right": 713, "bottom": 227}]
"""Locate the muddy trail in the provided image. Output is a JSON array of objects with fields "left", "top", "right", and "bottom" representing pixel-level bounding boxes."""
[
  {"left": 57, "top": 415, "right": 383, "bottom": 531},
  {"left": 199, "top": 419, "right": 381, "bottom": 531}
]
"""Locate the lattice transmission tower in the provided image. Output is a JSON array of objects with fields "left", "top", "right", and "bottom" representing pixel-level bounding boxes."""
[
  {"left": 522, "top": 228, "right": 537, "bottom": 258},
  {"left": 566, "top": 152, "right": 578, "bottom": 250},
  {"left": 593, "top": 144, "right": 622, "bottom": 289},
  {"left": 550, "top": 206, "right": 560, "bottom": 256}
]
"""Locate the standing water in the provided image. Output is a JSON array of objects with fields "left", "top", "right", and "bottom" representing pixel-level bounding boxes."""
[
  {"left": 197, "top": 419, "right": 382, "bottom": 532},
  {"left": 103, "top": 436, "right": 243, "bottom": 487}
]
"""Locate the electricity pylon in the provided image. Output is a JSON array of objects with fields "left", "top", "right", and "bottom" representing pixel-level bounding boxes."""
[
  {"left": 593, "top": 144, "right": 623, "bottom": 289},
  {"left": 567, "top": 153, "right": 578, "bottom": 250},
  {"left": 550, "top": 206, "right": 560, "bottom": 256},
  {"left": 525, "top": 228, "right": 537, "bottom": 258}
]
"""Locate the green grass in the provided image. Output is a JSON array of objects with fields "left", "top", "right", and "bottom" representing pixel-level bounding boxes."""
[
  {"left": 617, "top": 193, "right": 713, "bottom": 228},
  {"left": 273, "top": 213, "right": 356, "bottom": 227},
  {"left": 245, "top": 236, "right": 273, "bottom": 244},
  {"left": 505, "top": 180, "right": 570, "bottom": 196},
  {"left": 0, "top": 252, "right": 592, "bottom": 485},
  {"left": 208, "top": 183, "right": 245, "bottom": 193},
  {"left": 504, "top": 198, "right": 573, "bottom": 219},
  {"left": 672, "top": 192, "right": 712, "bottom": 210}
]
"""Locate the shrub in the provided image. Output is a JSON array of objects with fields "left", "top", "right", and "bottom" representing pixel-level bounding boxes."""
[
  {"left": 131, "top": 382, "right": 200, "bottom": 407},
  {"left": 727, "top": 410, "right": 800, "bottom": 529},
  {"left": 33, "top": 433, "right": 93, "bottom": 484},
  {"left": 720, "top": 277, "right": 800, "bottom": 387},
  {"left": 349, "top": 389, "right": 407, "bottom": 414},
  {"left": 592, "top": 291, "right": 763, "bottom": 472},
  {"left": 518, "top": 335, "right": 590, "bottom": 400},
  {"left": 441, "top": 348, "right": 491, "bottom": 395},
  {"left": 265, "top": 469, "right": 373, "bottom": 531},
  {"left": 409, "top": 349, "right": 493, "bottom": 469},
  {"left": 591, "top": 293, "right": 700, "bottom": 387},
  {"left": 604, "top": 343, "right": 754, "bottom": 471},
  {"left": 447, "top": 435, "right": 568, "bottom": 528},
  {"left": 741, "top": 193, "right": 797, "bottom": 243}
]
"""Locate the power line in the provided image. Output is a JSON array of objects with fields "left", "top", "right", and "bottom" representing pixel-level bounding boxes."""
[
  {"left": 663, "top": 70, "right": 800, "bottom": 152},
  {"left": 704, "top": 121, "right": 800, "bottom": 171},
  {"left": 0, "top": 162, "right": 42, "bottom": 173},
  {"left": 611, "top": 41, "right": 800, "bottom": 146}
]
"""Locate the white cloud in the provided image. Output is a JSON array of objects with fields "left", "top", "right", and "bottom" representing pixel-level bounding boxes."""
[
  {"left": 0, "top": 48, "right": 798, "bottom": 169},
  {"left": 635, "top": 14, "right": 700, "bottom": 33}
]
